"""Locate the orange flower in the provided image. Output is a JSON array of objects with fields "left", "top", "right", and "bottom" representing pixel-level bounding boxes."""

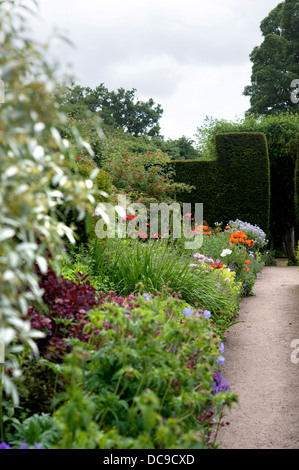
[
  {"left": 225, "top": 226, "right": 230, "bottom": 230},
  {"left": 244, "top": 260, "right": 250, "bottom": 264},
  {"left": 245, "top": 266, "right": 249, "bottom": 271}
]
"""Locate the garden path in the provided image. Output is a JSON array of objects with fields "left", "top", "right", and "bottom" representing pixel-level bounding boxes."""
[{"left": 215, "top": 265, "right": 299, "bottom": 449}]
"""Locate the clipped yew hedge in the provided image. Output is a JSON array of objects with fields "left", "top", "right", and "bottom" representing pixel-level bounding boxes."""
[
  {"left": 171, "top": 132, "right": 270, "bottom": 233},
  {"left": 294, "top": 134, "right": 299, "bottom": 230}
]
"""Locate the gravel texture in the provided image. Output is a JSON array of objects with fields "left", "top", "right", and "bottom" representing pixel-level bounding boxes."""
[{"left": 215, "top": 266, "right": 299, "bottom": 449}]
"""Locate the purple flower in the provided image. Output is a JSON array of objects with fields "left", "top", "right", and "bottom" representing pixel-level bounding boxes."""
[
  {"left": 220, "top": 342, "right": 225, "bottom": 354},
  {"left": 182, "top": 307, "right": 199, "bottom": 318},
  {"left": 34, "top": 442, "right": 43, "bottom": 449},
  {"left": 216, "top": 355, "right": 225, "bottom": 365},
  {"left": 0, "top": 442, "right": 11, "bottom": 449},
  {"left": 183, "top": 307, "right": 194, "bottom": 317},
  {"left": 0, "top": 441, "right": 43, "bottom": 449},
  {"left": 203, "top": 309, "right": 211, "bottom": 319},
  {"left": 212, "top": 371, "right": 231, "bottom": 394},
  {"left": 143, "top": 293, "right": 151, "bottom": 301},
  {"left": 193, "top": 253, "right": 204, "bottom": 259},
  {"left": 19, "top": 443, "right": 29, "bottom": 449},
  {"left": 189, "top": 263, "right": 198, "bottom": 267}
]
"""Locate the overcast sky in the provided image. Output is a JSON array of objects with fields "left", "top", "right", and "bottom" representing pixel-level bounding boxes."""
[{"left": 30, "top": 0, "right": 281, "bottom": 140}]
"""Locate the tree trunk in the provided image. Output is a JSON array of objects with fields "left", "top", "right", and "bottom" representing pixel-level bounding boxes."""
[{"left": 282, "top": 226, "right": 297, "bottom": 263}]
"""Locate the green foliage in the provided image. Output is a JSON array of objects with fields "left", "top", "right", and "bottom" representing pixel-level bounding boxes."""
[
  {"left": 294, "top": 134, "right": 299, "bottom": 227},
  {"left": 58, "top": 150, "right": 113, "bottom": 243},
  {"left": 52, "top": 295, "right": 237, "bottom": 449},
  {"left": 0, "top": 1, "right": 102, "bottom": 401},
  {"left": 259, "top": 249, "right": 277, "bottom": 266},
  {"left": 172, "top": 132, "right": 270, "bottom": 234},
  {"left": 195, "top": 113, "right": 299, "bottom": 255},
  {"left": 243, "top": 0, "right": 299, "bottom": 115},
  {"left": 62, "top": 115, "right": 106, "bottom": 166},
  {"left": 14, "top": 359, "right": 65, "bottom": 417},
  {"left": 89, "top": 237, "right": 240, "bottom": 333},
  {"left": 51, "top": 244, "right": 115, "bottom": 292},
  {"left": 8, "top": 413, "right": 61, "bottom": 449},
  {"left": 57, "top": 82, "right": 163, "bottom": 137},
  {"left": 101, "top": 147, "right": 193, "bottom": 207},
  {"left": 195, "top": 113, "right": 299, "bottom": 160}
]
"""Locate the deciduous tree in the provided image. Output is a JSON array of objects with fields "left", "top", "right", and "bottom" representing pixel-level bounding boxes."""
[{"left": 243, "top": 0, "right": 299, "bottom": 115}]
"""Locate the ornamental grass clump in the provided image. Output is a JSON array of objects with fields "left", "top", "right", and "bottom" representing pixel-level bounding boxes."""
[{"left": 90, "top": 238, "right": 238, "bottom": 328}]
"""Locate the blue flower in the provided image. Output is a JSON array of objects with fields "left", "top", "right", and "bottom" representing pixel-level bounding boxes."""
[
  {"left": 182, "top": 307, "right": 199, "bottom": 318},
  {"left": 19, "top": 443, "right": 29, "bottom": 449},
  {"left": 0, "top": 442, "right": 11, "bottom": 449},
  {"left": 143, "top": 293, "right": 151, "bottom": 301},
  {"left": 203, "top": 309, "right": 211, "bottom": 319},
  {"left": 0, "top": 441, "right": 43, "bottom": 449},
  {"left": 183, "top": 307, "right": 194, "bottom": 317},
  {"left": 220, "top": 342, "right": 225, "bottom": 354},
  {"left": 212, "top": 371, "right": 231, "bottom": 394},
  {"left": 216, "top": 355, "right": 225, "bottom": 365},
  {"left": 34, "top": 442, "right": 43, "bottom": 449}
]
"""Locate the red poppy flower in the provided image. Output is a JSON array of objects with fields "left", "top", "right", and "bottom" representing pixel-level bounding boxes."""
[{"left": 126, "top": 215, "right": 135, "bottom": 221}]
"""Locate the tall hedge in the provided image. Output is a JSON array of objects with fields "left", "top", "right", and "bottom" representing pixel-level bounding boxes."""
[
  {"left": 171, "top": 132, "right": 270, "bottom": 233},
  {"left": 294, "top": 134, "right": 299, "bottom": 228}
]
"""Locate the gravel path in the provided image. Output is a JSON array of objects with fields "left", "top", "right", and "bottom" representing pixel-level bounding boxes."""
[{"left": 215, "top": 266, "right": 299, "bottom": 449}]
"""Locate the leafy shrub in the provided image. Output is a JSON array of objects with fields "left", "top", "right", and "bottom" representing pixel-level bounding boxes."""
[
  {"left": 260, "top": 250, "right": 277, "bottom": 266},
  {"left": 18, "top": 268, "right": 143, "bottom": 415},
  {"left": 65, "top": 150, "right": 112, "bottom": 197},
  {"left": 57, "top": 150, "right": 113, "bottom": 243},
  {"left": 62, "top": 116, "right": 106, "bottom": 166},
  {"left": 102, "top": 149, "right": 193, "bottom": 206},
  {"left": 27, "top": 265, "right": 99, "bottom": 361},
  {"left": 0, "top": 1, "right": 99, "bottom": 401},
  {"left": 53, "top": 294, "right": 237, "bottom": 449},
  {"left": 5, "top": 413, "right": 61, "bottom": 449}
]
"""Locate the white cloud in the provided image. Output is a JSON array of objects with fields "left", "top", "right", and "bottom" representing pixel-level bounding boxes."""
[{"left": 30, "top": 0, "right": 281, "bottom": 139}]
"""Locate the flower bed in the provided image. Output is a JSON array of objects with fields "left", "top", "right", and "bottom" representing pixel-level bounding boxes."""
[{"left": 1, "top": 218, "right": 268, "bottom": 449}]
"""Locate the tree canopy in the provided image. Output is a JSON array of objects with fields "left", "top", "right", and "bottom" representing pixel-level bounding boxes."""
[
  {"left": 56, "top": 83, "right": 164, "bottom": 137},
  {"left": 243, "top": 0, "right": 299, "bottom": 115}
]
